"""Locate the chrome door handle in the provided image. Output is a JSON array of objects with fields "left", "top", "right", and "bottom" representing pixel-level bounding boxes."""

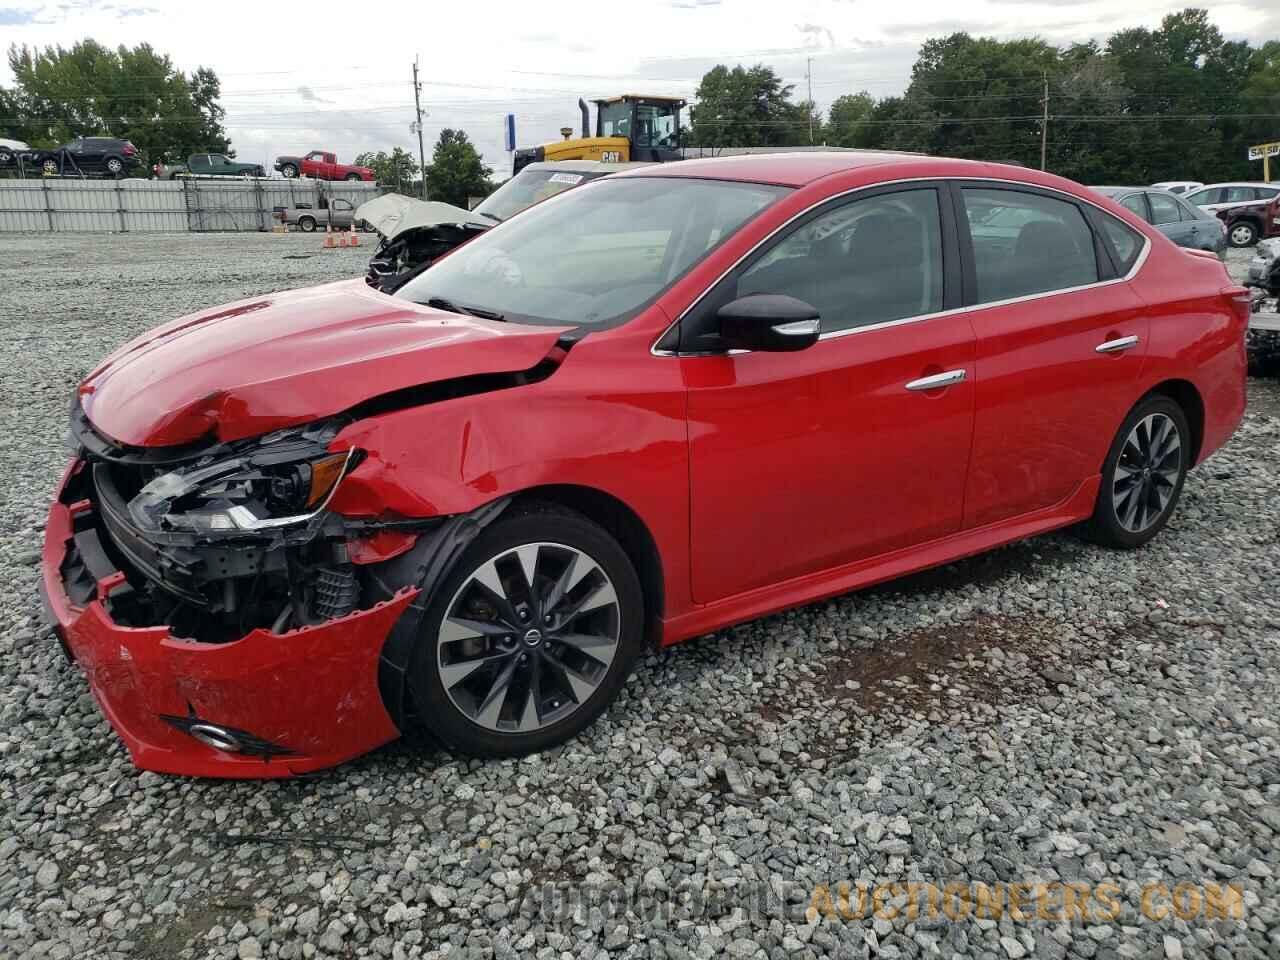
[
  {"left": 1096, "top": 335, "right": 1139, "bottom": 354},
  {"left": 905, "top": 369, "right": 966, "bottom": 392}
]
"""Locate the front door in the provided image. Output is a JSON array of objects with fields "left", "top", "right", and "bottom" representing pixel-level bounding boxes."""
[
  {"left": 681, "top": 185, "right": 977, "bottom": 603},
  {"left": 957, "top": 184, "right": 1150, "bottom": 528}
]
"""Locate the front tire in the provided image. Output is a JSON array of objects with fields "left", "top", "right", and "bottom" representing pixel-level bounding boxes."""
[
  {"left": 1082, "top": 395, "right": 1190, "bottom": 549},
  {"left": 345, "top": 173, "right": 361, "bottom": 182},
  {"left": 409, "top": 504, "right": 644, "bottom": 757},
  {"left": 281, "top": 163, "right": 298, "bottom": 178},
  {"left": 297, "top": 216, "right": 317, "bottom": 232}
]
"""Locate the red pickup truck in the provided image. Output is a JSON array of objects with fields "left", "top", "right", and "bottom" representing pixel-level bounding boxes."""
[{"left": 273, "top": 150, "right": 375, "bottom": 182}]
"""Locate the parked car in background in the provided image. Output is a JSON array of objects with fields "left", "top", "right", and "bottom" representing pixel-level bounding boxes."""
[
  {"left": 1151, "top": 181, "right": 1203, "bottom": 196},
  {"left": 1247, "top": 237, "right": 1280, "bottom": 375},
  {"left": 1092, "top": 186, "right": 1226, "bottom": 257},
  {"left": 360, "top": 160, "right": 652, "bottom": 291},
  {"left": 275, "top": 197, "right": 361, "bottom": 232},
  {"left": 33, "top": 137, "right": 142, "bottom": 178},
  {"left": 41, "top": 153, "right": 1249, "bottom": 776},
  {"left": 153, "top": 153, "right": 265, "bottom": 179},
  {"left": 1184, "top": 182, "right": 1280, "bottom": 247},
  {"left": 0, "top": 137, "right": 32, "bottom": 168},
  {"left": 274, "top": 150, "right": 374, "bottom": 181}
]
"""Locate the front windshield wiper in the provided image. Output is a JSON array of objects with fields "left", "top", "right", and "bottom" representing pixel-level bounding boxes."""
[
  {"left": 476, "top": 211, "right": 502, "bottom": 223},
  {"left": 424, "top": 296, "right": 505, "bottom": 322}
]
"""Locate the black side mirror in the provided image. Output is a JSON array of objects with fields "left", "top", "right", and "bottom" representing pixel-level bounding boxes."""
[{"left": 717, "top": 294, "right": 821, "bottom": 352}]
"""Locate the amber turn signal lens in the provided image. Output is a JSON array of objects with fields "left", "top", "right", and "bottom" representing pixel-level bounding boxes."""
[{"left": 306, "top": 453, "right": 350, "bottom": 507}]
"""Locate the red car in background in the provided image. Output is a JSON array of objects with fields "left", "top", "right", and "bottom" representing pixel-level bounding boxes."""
[
  {"left": 273, "top": 149, "right": 374, "bottom": 181},
  {"left": 41, "top": 153, "right": 1249, "bottom": 777}
]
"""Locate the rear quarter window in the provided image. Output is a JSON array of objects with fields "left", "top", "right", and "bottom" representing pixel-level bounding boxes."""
[{"left": 1096, "top": 213, "right": 1144, "bottom": 275}]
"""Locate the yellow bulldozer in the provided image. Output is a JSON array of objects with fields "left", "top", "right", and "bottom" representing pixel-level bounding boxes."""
[{"left": 512, "top": 95, "right": 686, "bottom": 173}]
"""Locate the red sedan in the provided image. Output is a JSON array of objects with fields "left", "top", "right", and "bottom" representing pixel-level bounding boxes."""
[{"left": 41, "top": 153, "right": 1249, "bottom": 777}]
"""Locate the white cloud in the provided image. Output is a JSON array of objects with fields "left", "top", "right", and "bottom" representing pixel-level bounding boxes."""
[{"left": 0, "top": 0, "right": 1272, "bottom": 178}]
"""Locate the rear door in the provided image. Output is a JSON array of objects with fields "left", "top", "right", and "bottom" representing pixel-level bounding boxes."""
[
  {"left": 956, "top": 183, "right": 1150, "bottom": 529},
  {"left": 682, "top": 183, "right": 977, "bottom": 602},
  {"left": 1146, "top": 191, "right": 1195, "bottom": 247}
]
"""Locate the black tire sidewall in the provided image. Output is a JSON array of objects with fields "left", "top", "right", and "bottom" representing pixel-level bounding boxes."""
[
  {"left": 298, "top": 217, "right": 316, "bottom": 232},
  {"left": 408, "top": 505, "right": 644, "bottom": 757},
  {"left": 1088, "top": 395, "right": 1190, "bottom": 548}
]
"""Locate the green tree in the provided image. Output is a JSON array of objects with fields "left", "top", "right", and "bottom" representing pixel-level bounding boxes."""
[
  {"left": 354, "top": 147, "right": 421, "bottom": 192},
  {"left": 689, "top": 64, "right": 812, "bottom": 148},
  {"left": 424, "top": 129, "right": 493, "bottom": 207},
  {"left": 3, "top": 40, "right": 229, "bottom": 162},
  {"left": 824, "top": 91, "right": 876, "bottom": 147}
]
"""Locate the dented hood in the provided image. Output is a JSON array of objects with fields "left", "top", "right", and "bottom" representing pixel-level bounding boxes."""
[
  {"left": 355, "top": 193, "right": 490, "bottom": 243},
  {"left": 79, "top": 278, "right": 570, "bottom": 447}
]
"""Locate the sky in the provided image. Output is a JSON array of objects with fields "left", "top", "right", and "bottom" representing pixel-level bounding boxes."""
[{"left": 0, "top": 0, "right": 1275, "bottom": 178}]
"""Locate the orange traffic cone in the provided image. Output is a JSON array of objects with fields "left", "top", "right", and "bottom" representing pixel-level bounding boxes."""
[
  {"left": 323, "top": 224, "right": 336, "bottom": 249},
  {"left": 348, "top": 223, "right": 359, "bottom": 247}
]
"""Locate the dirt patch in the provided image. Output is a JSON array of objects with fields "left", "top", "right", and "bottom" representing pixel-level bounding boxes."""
[{"left": 816, "top": 615, "right": 1071, "bottom": 714}]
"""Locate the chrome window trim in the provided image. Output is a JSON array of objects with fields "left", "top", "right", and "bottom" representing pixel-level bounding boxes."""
[{"left": 650, "top": 174, "right": 1153, "bottom": 357}]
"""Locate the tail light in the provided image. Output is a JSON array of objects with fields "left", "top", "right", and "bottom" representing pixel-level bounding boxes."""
[
  {"left": 1224, "top": 286, "right": 1252, "bottom": 327},
  {"left": 123, "top": 143, "right": 136, "bottom": 156},
  {"left": 1268, "top": 195, "right": 1280, "bottom": 226}
]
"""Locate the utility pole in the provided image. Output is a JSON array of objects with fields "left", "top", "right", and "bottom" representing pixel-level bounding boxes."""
[
  {"left": 412, "top": 56, "right": 427, "bottom": 200},
  {"left": 806, "top": 57, "right": 815, "bottom": 145},
  {"left": 1039, "top": 71, "right": 1049, "bottom": 172}
]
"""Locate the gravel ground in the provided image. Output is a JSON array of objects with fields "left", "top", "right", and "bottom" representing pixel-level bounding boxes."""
[{"left": 1, "top": 234, "right": 1278, "bottom": 960}]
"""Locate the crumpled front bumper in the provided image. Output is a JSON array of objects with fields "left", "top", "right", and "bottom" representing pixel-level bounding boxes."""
[{"left": 41, "top": 460, "right": 418, "bottom": 778}]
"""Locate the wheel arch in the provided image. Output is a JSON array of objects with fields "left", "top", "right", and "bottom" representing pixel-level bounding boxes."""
[
  {"left": 511, "top": 484, "right": 665, "bottom": 648},
  {"left": 1145, "top": 378, "right": 1205, "bottom": 465}
]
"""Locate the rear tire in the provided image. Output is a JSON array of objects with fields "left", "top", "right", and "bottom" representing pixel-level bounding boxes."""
[
  {"left": 1082, "top": 395, "right": 1190, "bottom": 549},
  {"left": 281, "top": 163, "right": 298, "bottom": 178},
  {"left": 41, "top": 158, "right": 58, "bottom": 176},
  {"left": 1229, "top": 220, "right": 1259, "bottom": 247},
  {"left": 345, "top": 173, "right": 361, "bottom": 182},
  {"left": 408, "top": 503, "right": 644, "bottom": 757},
  {"left": 297, "top": 216, "right": 317, "bottom": 232}
]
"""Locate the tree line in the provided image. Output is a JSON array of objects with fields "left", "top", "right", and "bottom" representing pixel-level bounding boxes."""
[{"left": 689, "top": 8, "right": 1280, "bottom": 184}]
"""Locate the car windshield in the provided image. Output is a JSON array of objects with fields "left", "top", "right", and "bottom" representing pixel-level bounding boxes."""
[
  {"left": 396, "top": 177, "right": 790, "bottom": 327},
  {"left": 472, "top": 169, "right": 601, "bottom": 223}
]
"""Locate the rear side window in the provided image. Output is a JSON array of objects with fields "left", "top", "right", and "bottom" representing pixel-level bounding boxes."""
[
  {"left": 1185, "top": 188, "right": 1219, "bottom": 205},
  {"left": 1148, "top": 193, "right": 1182, "bottom": 225},
  {"left": 1225, "top": 186, "right": 1254, "bottom": 202},
  {"left": 962, "top": 188, "right": 1099, "bottom": 303}
]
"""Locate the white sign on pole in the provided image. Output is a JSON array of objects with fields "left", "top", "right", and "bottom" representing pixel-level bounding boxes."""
[{"left": 1248, "top": 142, "right": 1280, "bottom": 161}]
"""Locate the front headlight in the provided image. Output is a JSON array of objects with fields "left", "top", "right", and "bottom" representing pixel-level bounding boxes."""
[{"left": 127, "top": 437, "right": 357, "bottom": 534}]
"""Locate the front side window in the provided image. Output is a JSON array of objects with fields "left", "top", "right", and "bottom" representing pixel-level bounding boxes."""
[
  {"left": 963, "top": 188, "right": 1099, "bottom": 303},
  {"left": 1147, "top": 193, "right": 1182, "bottom": 225},
  {"left": 735, "top": 188, "right": 944, "bottom": 334},
  {"left": 396, "top": 177, "right": 788, "bottom": 327},
  {"left": 1224, "top": 186, "right": 1254, "bottom": 202},
  {"left": 1184, "top": 188, "right": 1219, "bottom": 206}
]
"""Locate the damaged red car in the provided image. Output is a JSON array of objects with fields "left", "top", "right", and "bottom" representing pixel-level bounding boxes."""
[{"left": 42, "top": 153, "right": 1249, "bottom": 777}]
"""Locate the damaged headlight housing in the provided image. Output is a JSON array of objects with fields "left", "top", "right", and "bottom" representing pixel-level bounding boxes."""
[{"left": 127, "top": 427, "right": 359, "bottom": 534}]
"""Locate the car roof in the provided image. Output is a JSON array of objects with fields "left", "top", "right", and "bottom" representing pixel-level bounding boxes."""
[
  {"left": 1194, "top": 182, "right": 1277, "bottom": 188},
  {"left": 617, "top": 150, "right": 991, "bottom": 187}
]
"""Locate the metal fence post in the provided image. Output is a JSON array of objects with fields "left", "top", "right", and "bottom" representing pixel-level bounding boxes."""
[
  {"left": 43, "top": 177, "right": 54, "bottom": 231},
  {"left": 116, "top": 179, "right": 127, "bottom": 233}
]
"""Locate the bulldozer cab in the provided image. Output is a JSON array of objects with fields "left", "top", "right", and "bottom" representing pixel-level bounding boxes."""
[
  {"left": 594, "top": 96, "right": 684, "bottom": 160},
  {"left": 513, "top": 95, "right": 685, "bottom": 172}
]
